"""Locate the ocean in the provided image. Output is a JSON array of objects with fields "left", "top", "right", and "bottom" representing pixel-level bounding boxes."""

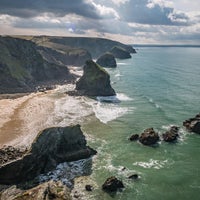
[
  {"left": 38, "top": 46, "right": 200, "bottom": 199},
  {"left": 80, "top": 46, "right": 200, "bottom": 200}
]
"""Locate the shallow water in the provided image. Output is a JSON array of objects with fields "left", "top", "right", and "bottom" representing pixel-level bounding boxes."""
[{"left": 80, "top": 47, "right": 200, "bottom": 200}]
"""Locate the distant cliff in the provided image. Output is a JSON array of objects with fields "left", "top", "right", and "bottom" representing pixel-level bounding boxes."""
[
  {"left": 30, "top": 36, "right": 136, "bottom": 58},
  {"left": 0, "top": 36, "right": 73, "bottom": 94}
]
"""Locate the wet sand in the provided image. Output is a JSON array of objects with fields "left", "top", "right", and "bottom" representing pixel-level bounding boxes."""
[{"left": 0, "top": 91, "right": 55, "bottom": 148}]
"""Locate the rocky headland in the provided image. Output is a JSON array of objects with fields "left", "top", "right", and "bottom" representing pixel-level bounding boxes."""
[{"left": 0, "top": 125, "right": 96, "bottom": 185}]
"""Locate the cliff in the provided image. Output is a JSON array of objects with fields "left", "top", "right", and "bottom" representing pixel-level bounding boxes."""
[
  {"left": 0, "top": 36, "right": 74, "bottom": 94},
  {"left": 30, "top": 36, "right": 136, "bottom": 58}
]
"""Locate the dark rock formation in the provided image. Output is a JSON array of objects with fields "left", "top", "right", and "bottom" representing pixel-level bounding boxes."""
[
  {"left": 76, "top": 60, "right": 116, "bottom": 96},
  {"left": 109, "top": 46, "right": 131, "bottom": 59},
  {"left": 0, "top": 125, "right": 96, "bottom": 185},
  {"left": 183, "top": 113, "right": 200, "bottom": 134},
  {"left": 162, "top": 126, "right": 179, "bottom": 142},
  {"left": 0, "top": 36, "right": 74, "bottom": 94},
  {"left": 0, "top": 180, "right": 71, "bottom": 200},
  {"left": 139, "top": 128, "right": 159, "bottom": 146},
  {"left": 102, "top": 176, "right": 124, "bottom": 192},
  {"left": 129, "top": 134, "right": 139, "bottom": 141},
  {"left": 96, "top": 53, "right": 117, "bottom": 68},
  {"left": 128, "top": 174, "right": 139, "bottom": 180},
  {"left": 85, "top": 185, "right": 93, "bottom": 191}
]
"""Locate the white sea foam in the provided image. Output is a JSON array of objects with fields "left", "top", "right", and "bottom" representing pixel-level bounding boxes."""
[
  {"left": 90, "top": 101, "right": 130, "bottom": 124},
  {"left": 133, "top": 159, "right": 172, "bottom": 169},
  {"left": 53, "top": 95, "right": 93, "bottom": 126},
  {"left": 38, "top": 158, "right": 92, "bottom": 188}
]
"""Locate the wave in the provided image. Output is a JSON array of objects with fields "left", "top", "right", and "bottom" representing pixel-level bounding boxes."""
[
  {"left": 96, "top": 93, "right": 132, "bottom": 103},
  {"left": 117, "top": 62, "right": 127, "bottom": 65},
  {"left": 133, "top": 159, "right": 173, "bottom": 169},
  {"left": 145, "top": 96, "right": 162, "bottom": 109},
  {"left": 53, "top": 95, "right": 94, "bottom": 126},
  {"left": 90, "top": 102, "right": 130, "bottom": 124}
]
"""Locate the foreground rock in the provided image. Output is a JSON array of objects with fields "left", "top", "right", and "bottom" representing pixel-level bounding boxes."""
[
  {"left": 183, "top": 113, "right": 200, "bottom": 134},
  {"left": 109, "top": 46, "right": 131, "bottom": 59},
  {"left": 76, "top": 60, "right": 116, "bottom": 96},
  {"left": 102, "top": 176, "right": 124, "bottom": 192},
  {"left": 162, "top": 126, "right": 179, "bottom": 142},
  {"left": 139, "top": 128, "right": 159, "bottom": 146},
  {"left": 0, "top": 125, "right": 96, "bottom": 185},
  {"left": 0, "top": 180, "right": 71, "bottom": 200},
  {"left": 0, "top": 146, "right": 28, "bottom": 166},
  {"left": 96, "top": 53, "right": 117, "bottom": 68}
]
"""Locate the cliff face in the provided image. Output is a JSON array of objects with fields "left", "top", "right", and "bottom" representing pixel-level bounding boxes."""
[
  {"left": 0, "top": 36, "right": 73, "bottom": 94},
  {"left": 31, "top": 36, "right": 136, "bottom": 58},
  {"left": 76, "top": 60, "right": 116, "bottom": 96}
]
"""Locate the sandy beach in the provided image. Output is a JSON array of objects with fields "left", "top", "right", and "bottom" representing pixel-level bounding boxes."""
[{"left": 0, "top": 91, "right": 55, "bottom": 148}]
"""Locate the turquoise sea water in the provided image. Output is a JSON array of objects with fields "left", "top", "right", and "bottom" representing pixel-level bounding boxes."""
[{"left": 81, "top": 47, "right": 200, "bottom": 200}]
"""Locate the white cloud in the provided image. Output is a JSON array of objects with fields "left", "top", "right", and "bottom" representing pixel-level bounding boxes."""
[{"left": 89, "top": 0, "right": 120, "bottom": 19}]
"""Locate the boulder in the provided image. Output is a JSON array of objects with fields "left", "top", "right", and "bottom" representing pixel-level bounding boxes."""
[
  {"left": 109, "top": 46, "right": 131, "bottom": 59},
  {"left": 128, "top": 174, "right": 139, "bottom": 180},
  {"left": 0, "top": 180, "right": 71, "bottom": 200},
  {"left": 102, "top": 176, "right": 124, "bottom": 192},
  {"left": 139, "top": 128, "right": 159, "bottom": 146},
  {"left": 162, "top": 126, "right": 179, "bottom": 142},
  {"left": 96, "top": 53, "right": 117, "bottom": 68},
  {"left": 129, "top": 134, "right": 139, "bottom": 141},
  {"left": 0, "top": 125, "right": 96, "bottom": 185},
  {"left": 183, "top": 113, "right": 200, "bottom": 134},
  {"left": 76, "top": 60, "right": 116, "bottom": 96}
]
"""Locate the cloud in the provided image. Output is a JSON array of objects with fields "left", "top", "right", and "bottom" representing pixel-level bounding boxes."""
[{"left": 0, "top": 0, "right": 99, "bottom": 19}]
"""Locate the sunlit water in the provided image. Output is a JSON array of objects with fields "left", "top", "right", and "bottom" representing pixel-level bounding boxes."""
[{"left": 79, "top": 47, "right": 200, "bottom": 200}]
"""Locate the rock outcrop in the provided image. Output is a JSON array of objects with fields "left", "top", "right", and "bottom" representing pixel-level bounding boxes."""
[
  {"left": 0, "top": 36, "right": 74, "bottom": 94},
  {"left": 0, "top": 125, "right": 96, "bottom": 185},
  {"left": 162, "top": 126, "right": 179, "bottom": 142},
  {"left": 109, "top": 46, "right": 131, "bottom": 59},
  {"left": 76, "top": 60, "right": 116, "bottom": 96},
  {"left": 129, "top": 134, "right": 139, "bottom": 141},
  {"left": 0, "top": 180, "right": 71, "bottom": 200},
  {"left": 183, "top": 113, "right": 200, "bottom": 134},
  {"left": 102, "top": 176, "right": 124, "bottom": 192},
  {"left": 96, "top": 53, "right": 117, "bottom": 68},
  {"left": 139, "top": 128, "right": 159, "bottom": 146}
]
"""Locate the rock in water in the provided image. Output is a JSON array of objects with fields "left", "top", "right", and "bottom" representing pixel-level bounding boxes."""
[
  {"left": 0, "top": 125, "right": 96, "bottom": 185},
  {"left": 139, "top": 128, "right": 159, "bottom": 146},
  {"left": 96, "top": 53, "right": 117, "bottom": 68},
  {"left": 183, "top": 113, "right": 200, "bottom": 134},
  {"left": 76, "top": 60, "right": 116, "bottom": 96},
  {"left": 102, "top": 176, "right": 124, "bottom": 192},
  {"left": 109, "top": 46, "right": 131, "bottom": 59},
  {"left": 162, "top": 126, "right": 179, "bottom": 142}
]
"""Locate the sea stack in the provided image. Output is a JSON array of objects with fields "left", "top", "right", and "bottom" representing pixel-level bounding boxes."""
[
  {"left": 76, "top": 60, "right": 116, "bottom": 96},
  {"left": 96, "top": 53, "right": 117, "bottom": 68}
]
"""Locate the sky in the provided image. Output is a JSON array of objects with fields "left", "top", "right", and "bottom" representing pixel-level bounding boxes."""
[{"left": 0, "top": 0, "right": 200, "bottom": 44}]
